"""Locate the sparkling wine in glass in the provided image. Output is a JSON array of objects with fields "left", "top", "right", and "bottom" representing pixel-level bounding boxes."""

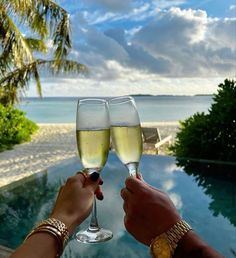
[
  {"left": 76, "top": 98, "right": 113, "bottom": 243},
  {"left": 109, "top": 96, "right": 143, "bottom": 177}
]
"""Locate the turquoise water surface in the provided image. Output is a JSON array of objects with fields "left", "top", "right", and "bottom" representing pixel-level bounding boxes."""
[
  {"left": 0, "top": 154, "right": 235, "bottom": 257},
  {"left": 18, "top": 95, "right": 213, "bottom": 123}
]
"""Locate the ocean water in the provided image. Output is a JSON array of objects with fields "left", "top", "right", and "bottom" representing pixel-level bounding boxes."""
[{"left": 17, "top": 95, "right": 213, "bottom": 123}]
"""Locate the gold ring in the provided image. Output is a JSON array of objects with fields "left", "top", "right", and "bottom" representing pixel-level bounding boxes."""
[{"left": 76, "top": 170, "right": 88, "bottom": 180}]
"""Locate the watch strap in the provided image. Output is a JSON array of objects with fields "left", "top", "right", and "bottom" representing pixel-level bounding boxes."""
[
  {"left": 150, "top": 220, "right": 192, "bottom": 257},
  {"left": 166, "top": 220, "right": 192, "bottom": 254}
]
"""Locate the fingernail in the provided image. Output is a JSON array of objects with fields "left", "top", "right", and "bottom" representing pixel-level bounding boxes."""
[
  {"left": 98, "top": 193, "right": 104, "bottom": 200},
  {"left": 90, "top": 172, "right": 100, "bottom": 182},
  {"left": 99, "top": 179, "right": 103, "bottom": 185}
]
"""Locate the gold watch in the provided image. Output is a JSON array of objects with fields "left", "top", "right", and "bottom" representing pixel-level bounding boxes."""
[{"left": 150, "top": 220, "right": 192, "bottom": 258}]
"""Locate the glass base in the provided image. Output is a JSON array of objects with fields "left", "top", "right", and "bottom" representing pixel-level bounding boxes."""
[{"left": 76, "top": 227, "right": 113, "bottom": 243}]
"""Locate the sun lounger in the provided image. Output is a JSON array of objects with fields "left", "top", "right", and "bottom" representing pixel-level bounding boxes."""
[
  {"left": 142, "top": 127, "right": 172, "bottom": 153},
  {"left": 155, "top": 135, "right": 172, "bottom": 149}
]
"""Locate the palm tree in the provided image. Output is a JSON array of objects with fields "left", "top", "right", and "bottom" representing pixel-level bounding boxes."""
[{"left": 0, "top": 0, "right": 87, "bottom": 106}]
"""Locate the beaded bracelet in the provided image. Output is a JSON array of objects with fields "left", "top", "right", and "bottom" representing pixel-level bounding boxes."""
[{"left": 25, "top": 218, "right": 69, "bottom": 257}]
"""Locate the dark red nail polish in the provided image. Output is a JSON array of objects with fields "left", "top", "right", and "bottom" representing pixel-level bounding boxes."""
[
  {"left": 98, "top": 194, "right": 104, "bottom": 200},
  {"left": 90, "top": 172, "right": 100, "bottom": 182}
]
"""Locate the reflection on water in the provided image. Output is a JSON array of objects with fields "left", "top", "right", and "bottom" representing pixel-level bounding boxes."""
[
  {"left": 140, "top": 155, "right": 236, "bottom": 258},
  {"left": 0, "top": 171, "right": 60, "bottom": 248},
  {"left": 176, "top": 158, "right": 236, "bottom": 227},
  {"left": 0, "top": 154, "right": 235, "bottom": 258}
]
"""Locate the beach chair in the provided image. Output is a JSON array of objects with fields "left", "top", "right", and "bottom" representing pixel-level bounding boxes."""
[{"left": 142, "top": 127, "right": 172, "bottom": 154}]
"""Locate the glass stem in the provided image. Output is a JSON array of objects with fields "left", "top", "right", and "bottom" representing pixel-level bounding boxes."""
[
  {"left": 88, "top": 196, "right": 100, "bottom": 232},
  {"left": 126, "top": 162, "right": 141, "bottom": 178}
]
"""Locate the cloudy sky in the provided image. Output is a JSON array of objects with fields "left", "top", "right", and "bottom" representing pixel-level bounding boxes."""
[{"left": 30, "top": 0, "right": 236, "bottom": 96}]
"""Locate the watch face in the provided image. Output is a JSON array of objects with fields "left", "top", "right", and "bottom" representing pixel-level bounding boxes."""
[{"left": 151, "top": 234, "right": 172, "bottom": 258}]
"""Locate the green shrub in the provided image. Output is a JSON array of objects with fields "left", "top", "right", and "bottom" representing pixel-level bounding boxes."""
[
  {"left": 0, "top": 104, "right": 38, "bottom": 152},
  {"left": 170, "top": 79, "right": 236, "bottom": 161}
]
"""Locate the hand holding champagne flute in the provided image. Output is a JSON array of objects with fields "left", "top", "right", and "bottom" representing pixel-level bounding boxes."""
[
  {"left": 76, "top": 99, "right": 113, "bottom": 243},
  {"left": 109, "top": 96, "right": 143, "bottom": 177}
]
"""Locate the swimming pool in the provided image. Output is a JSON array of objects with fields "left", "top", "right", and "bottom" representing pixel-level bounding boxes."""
[{"left": 0, "top": 154, "right": 235, "bottom": 258}]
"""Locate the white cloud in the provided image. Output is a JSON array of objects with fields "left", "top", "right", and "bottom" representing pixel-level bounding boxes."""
[
  {"left": 29, "top": 73, "right": 226, "bottom": 97},
  {"left": 72, "top": 7, "right": 235, "bottom": 79},
  {"left": 36, "top": 5, "right": 236, "bottom": 97},
  {"left": 133, "top": 7, "right": 236, "bottom": 77},
  {"left": 134, "top": 7, "right": 208, "bottom": 52},
  {"left": 84, "top": 10, "right": 117, "bottom": 25},
  {"left": 79, "top": 0, "right": 187, "bottom": 24},
  {"left": 125, "top": 26, "right": 143, "bottom": 37},
  {"left": 70, "top": 18, "right": 129, "bottom": 69},
  {"left": 229, "top": 5, "right": 236, "bottom": 11},
  {"left": 80, "top": 0, "right": 187, "bottom": 25},
  {"left": 169, "top": 192, "right": 183, "bottom": 209},
  {"left": 85, "top": 2, "right": 153, "bottom": 25},
  {"left": 207, "top": 17, "right": 236, "bottom": 50},
  {"left": 162, "top": 179, "right": 175, "bottom": 190}
]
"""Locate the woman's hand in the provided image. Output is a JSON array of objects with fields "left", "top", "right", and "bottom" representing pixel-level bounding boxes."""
[
  {"left": 50, "top": 171, "right": 103, "bottom": 234},
  {"left": 121, "top": 176, "right": 181, "bottom": 245}
]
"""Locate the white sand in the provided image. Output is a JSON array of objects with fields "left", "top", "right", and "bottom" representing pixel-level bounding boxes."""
[
  {"left": 0, "top": 124, "right": 77, "bottom": 188},
  {"left": 0, "top": 122, "right": 179, "bottom": 188}
]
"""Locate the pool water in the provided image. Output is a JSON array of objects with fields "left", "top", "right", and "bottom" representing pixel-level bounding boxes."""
[{"left": 0, "top": 154, "right": 235, "bottom": 258}]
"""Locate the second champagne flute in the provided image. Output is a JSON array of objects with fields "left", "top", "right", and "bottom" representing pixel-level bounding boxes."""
[
  {"left": 76, "top": 98, "right": 113, "bottom": 243},
  {"left": 109, "top": 96, "right": 143, "bottom": 177}
]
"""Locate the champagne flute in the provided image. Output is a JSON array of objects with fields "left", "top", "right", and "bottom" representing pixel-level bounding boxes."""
[
  {"left": 109, "top": 96, "right": 143, "bottom": 177},
  {"left": 76, "top": 98, "right": 113, "bottom": 243}
]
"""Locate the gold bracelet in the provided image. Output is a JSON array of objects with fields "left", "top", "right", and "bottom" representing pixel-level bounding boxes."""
[
  {"left": 26, "top": 227, "right": 63, "bottom": 257},
  {"left": 36, "top": 218, "right": 69, "bottom": 245},
  {"left": 25, "top": 218, "right": 69, "bottom": 257}
]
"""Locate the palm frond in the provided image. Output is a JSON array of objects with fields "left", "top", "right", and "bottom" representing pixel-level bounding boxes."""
[
  {"left": 53, "top": 12, "right": 71, "bottom": 62},
  {"left": 0, "top": 85, "right": 19, "bottom": 106},
  {"left": 0, "top": 62, "right": 38, "bottom": 93},
  {"left": 2, "top": 0, "right": 72, "bottom": 61},
  {"left": 33, "top": 68, "right": 42, "bottom": 97},
  {"left": 0, "top": 59, "right": 88, "bottom": 85},
  {"left": 0, "top": 6, "right": 34, "bottom": 74},
  {"left": 38, "top": 0, "right": 72, "bottom": 61},
  {"left": 0, "top": 1, "right": 86, "bottom": 106},
  {"left": 25, "top": 38, "right": 48, "bottom": 53},
  {"left": 0, "top": 59, "right": 88, "bottom": 104},
  {"left": 52, "top": 60, "right": 88, "bottom": 75},
  {"left": 1, "top": 0, "right": 48, "bottom": 37},
  {"left": 0, "top": 61, "right": 42, "bottom": 104}
]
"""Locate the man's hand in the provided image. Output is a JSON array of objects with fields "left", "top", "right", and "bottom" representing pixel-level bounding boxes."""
[{"left": 121, "top": 176, "right": 181, "bottom": 245}]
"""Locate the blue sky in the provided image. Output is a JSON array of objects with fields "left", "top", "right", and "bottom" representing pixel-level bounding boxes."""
[{"left": 30, "top": 0, "right": 236, "bottom": 96}]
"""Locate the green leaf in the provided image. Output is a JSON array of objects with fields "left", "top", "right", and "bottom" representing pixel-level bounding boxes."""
[
  {"left": 25, "top": 38, "right": 48, "bottom": 53},
  {"left": 0, "top": 1, "right": 86, "bottom": 106}
]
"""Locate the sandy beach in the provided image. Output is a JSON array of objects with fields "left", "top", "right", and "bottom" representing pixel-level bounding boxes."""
[{"left": 0, "top": 122, "right": 179, "bottom": 188}]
